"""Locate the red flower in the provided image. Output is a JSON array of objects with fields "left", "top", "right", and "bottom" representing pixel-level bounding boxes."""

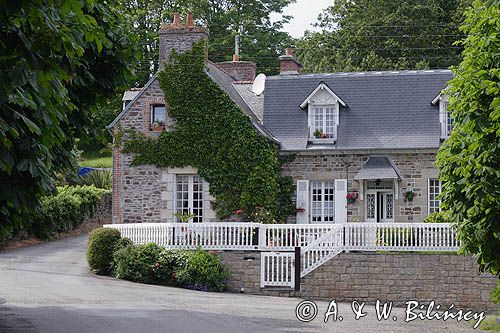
[{"left": 235, "top": 209, "right": 243, "bottom": 215}]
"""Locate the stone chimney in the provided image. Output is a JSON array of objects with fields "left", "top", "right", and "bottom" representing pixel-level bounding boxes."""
[
  {"left": 279, "top": 48, "right": 303, "bottom": 75},
  {"left": 216, "top": 59, "right": 256, "bottom": 82},
  {"left": 158, "top": 12, "right": 209, "bottom": 67}
]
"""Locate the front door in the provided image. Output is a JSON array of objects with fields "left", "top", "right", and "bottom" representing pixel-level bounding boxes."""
[
  {"left": 366, "top": 191, "right": 394, "bottom": 222},
  {"left": 378, "top": 192, "right": 394, "bottom": 222}
]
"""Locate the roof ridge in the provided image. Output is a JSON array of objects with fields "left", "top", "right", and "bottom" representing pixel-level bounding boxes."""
[{"left": 268, "top": 69, "right": 453, "bottom": 80}]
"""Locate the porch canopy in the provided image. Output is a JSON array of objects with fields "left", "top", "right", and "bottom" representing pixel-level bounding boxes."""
[{"left": 354, "top": 156, "right": 402, "bottom": 180}]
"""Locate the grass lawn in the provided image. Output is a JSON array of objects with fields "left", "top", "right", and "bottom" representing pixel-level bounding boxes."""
[
  {"left": 79, "top": 156, "right": 112, "bottom": 168},
  {"left": 78, "top": 149, "right": 112, "bottom": 168},
  {"left": 478, "top": 314, "right": 500, "bottom": 331}
]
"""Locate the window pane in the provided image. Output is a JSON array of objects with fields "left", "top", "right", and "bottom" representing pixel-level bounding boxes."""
[
  {"left": 152, "top": 105, "right": 165, "bottom": 123},
  {"left": 314, "top": 107, "right": 323, "bottom": 133},
  {"left": 311, "top": 181, "right": 335, "bottom": 223},
  {"left": 325, "top": 107, "right": 334, "bottom": 137},
  {"left": 428, "top": 179, "right": 441, "bottom": 213}
]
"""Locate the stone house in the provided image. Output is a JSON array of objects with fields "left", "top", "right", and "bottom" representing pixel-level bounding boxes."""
[{"left": 108, "top": 13, "right": 452, "bottom": 224}]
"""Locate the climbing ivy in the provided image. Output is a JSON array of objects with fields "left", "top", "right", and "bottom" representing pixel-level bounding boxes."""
[{"left": 123, "top": 41, "right": 294, "bottom": 223}]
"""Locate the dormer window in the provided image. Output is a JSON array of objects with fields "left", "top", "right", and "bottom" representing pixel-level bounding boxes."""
[
  {"left": 312, "top": 106, "right": 337, "bottom": 139},
  {"left": 300, "top": 82, "right": 346, "bottom": 143},
  {"left": 432, "top": 94, "right": 453, "bottom": 139},
  {"left": 443, "top": 100, "right": 454, "bottom": 138}
]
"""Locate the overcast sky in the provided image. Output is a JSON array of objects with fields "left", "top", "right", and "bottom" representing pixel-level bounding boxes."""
[{"left": 271, "top": 0, "right": 332, "bottom": 38}]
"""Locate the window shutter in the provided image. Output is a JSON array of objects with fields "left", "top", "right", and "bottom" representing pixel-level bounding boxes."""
[
  {"left": 335, "top": 179, "right": 347, "bottom": 223},
  {"left": 296, "top": 180, "right": 309, "bottom": 224}
]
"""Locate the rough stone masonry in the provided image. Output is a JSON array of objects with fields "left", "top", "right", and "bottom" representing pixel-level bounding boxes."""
[{"left": 217, "top": 251, "right": 498, "bottom": 312}]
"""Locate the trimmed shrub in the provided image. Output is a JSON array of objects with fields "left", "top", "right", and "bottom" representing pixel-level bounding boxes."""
[
  {"left": 29, "top": 185, "right": 110, "bottom": 239},
  {"left": 115, "top": 237, "right": 133, "bottom": 252},
  {"left": 424, "top": 210, "right": 453, "bottom": 223},
  {"left": 175, "top": 248, "right": 229, "bottom": 291},
  {"left": 113, "top": 243, "right": 165, "bottom": 284},
  {"left": 87, "top": 228, "right": 121, "bottom": 275}
]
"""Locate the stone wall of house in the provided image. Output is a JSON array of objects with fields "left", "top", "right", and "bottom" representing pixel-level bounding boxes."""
[
  {"left": 281, "top": 150, "right": 440, "bottom": 223},
  {"left": 218, "top": 251, "right": 499, "bottom": 312},
  {"left": 113, "top": 79, "right": 217, "bottom": 223}
]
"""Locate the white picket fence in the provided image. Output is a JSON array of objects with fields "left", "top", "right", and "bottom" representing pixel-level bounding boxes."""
[
  {"left": 104, "top": 222, "right": 460, "bottom": 289},
  {"left": 260, "top": 252, "right": 295, "bottom": 288},
  {"left": 300, "top": 224, "right": 344, "bottom": 277},
  {"left": 105, "top": 222, "right": 259, "bottom": 250}
]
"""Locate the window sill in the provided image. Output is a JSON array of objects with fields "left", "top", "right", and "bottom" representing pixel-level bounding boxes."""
[
  {"left": 150, "top": 126, "right": 165, "bottom": 132},
  {"left": 308, "top": 138, "right": 336, "bottom": 144}
]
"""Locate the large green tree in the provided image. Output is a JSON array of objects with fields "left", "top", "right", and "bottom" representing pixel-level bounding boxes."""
[
  {"left": 436, "top": 0, "right": 499, "bottom": 276},
  {"left": 118, "top": 0, "right": 295, "bottom": 87},
  {"left": 0, "top": 0, "right": 137, "bottom": 239},
  {"left": 296, "top": 0, "right": 470, "bottom": 72}
]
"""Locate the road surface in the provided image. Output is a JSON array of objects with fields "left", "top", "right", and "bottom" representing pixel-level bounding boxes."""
[{"left": 0, "top": 235, "right": 484, "bottom": 332}]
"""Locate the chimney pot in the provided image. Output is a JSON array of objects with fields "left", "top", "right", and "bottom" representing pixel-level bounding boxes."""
[
  {"left": 172, "top": 13, "right": 181, "bottom": 27},
  {"left": 186, "top": 12, "right": 194, "bottom": 28},
  {"left": 285, "top": 48, "right": 294, "bottom": 56},
  {"left": 232, "top": 54, "right": 239, "bottom": 62}
]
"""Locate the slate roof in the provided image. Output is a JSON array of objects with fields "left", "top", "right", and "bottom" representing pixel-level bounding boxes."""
[
  {"left": 354, "top": 156, "right": 403, "bottom": 180},
  {"left": 263, "top": 70, "right": 453, "bottom": 151},
  {"left": 122, "top": 89, "right": 141, "bottom": 101},
  {"left": 233, "top": 83, "right": 264, "bottom": 121}
]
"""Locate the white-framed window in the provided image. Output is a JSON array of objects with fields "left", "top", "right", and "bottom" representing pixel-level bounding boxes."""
[
  {"left": 311, "top": 180, "right": 335, "bottom": 223},
  {"left": 439, "top": 99, "right": 453, "bottom": 138},
  {"left": 175, "top": 175, "right": 203, "bottom": 223},
  {"left": 301, "top": 83, "right": 345, "bottom": 142},
  {"left": 151, "top": 104, "right": 165, "bottom": 126},
  {"left": 428, "top": 178, "right": 441, "bottom": 214},
  {"left": 312, "top": 106, "right": 337, "bottom": 139}
]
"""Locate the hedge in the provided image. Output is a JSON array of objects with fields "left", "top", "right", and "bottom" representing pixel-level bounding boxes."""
[
  {"left": 112, "top": 242, "right": 229, "bottom": 291},
  {"left": 31, "top": 185, "right": 110, "bottom": 239}
]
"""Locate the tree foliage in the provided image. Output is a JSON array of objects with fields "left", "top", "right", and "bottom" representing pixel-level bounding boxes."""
[
  {"left": 117, "top": 0, "right": 295, "bottom": 86},
  {"left": 0, "top": 1, "right": 137, "bottom": 238},
  {"left": 296, "top": 0, "right": 470, "bottom": 72},
  {"left": 123, "top": 42, "right": 294, "bottom": 222},
  {"left": 436, "top": 0, "right": 500, "bottom": 276}
]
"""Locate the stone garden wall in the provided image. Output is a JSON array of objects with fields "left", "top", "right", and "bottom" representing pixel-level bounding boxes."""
[{"left": 218, "top": 251, "right": 499, "bottom": 312}]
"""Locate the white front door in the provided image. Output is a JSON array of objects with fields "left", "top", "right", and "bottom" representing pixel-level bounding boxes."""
[
  {"left": 378, "top": 192, "right": 394, "bottom": 222},
  {"left": 365, "top": 190, "right": 394, "bottom": 222}
]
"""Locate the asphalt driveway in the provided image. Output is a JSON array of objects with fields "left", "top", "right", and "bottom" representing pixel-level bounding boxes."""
[{"left": 0, "top": 235, "right": 485, "bottom": 332}]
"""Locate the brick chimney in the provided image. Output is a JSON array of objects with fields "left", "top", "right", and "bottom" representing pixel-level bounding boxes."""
[
  {"left": 215, "top": 59, "right": 256, "bottom": 82},
  {"left": 279, "top": 48, "right": 303, "bottom": 75},
  {"left": 158, "top": 12, "right": 209, "bottom": 67}
]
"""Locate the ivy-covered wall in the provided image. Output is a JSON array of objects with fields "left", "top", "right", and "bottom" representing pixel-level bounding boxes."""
[{"left": 122, "top": 42, "right": 294, "bottom": 223}]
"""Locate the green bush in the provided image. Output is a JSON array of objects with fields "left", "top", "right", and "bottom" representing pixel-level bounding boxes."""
[
  {"left": 424, "top": 210, "right": 453, "bottom": 223},
  {"left": 79, "top": 170, "right": 112, "bottom": 190},
  {"left": 112, "top": 244, "right": 229, "bottom": 291},
  {"left": 175, "top": 248, "right": 229, "bottom": 291},
  {"left": 87, "top": 228, "right": 122, "bottom": 275},
  {"left": 30, "top": 185, "right": 110, "bottom": 239},
  {"left": 113, "top": 243, "right": 166, "bottom": 284},
  {"left": 115, "top": 237, "right": 133, "bottom": 252},
  {"left": 491, "top": 282, "right": 500, "bottom": 304}
]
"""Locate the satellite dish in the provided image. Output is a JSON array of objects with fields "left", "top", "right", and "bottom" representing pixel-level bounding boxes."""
[{"left": 252, "top": 73, "right": 266, "bottom": 96}]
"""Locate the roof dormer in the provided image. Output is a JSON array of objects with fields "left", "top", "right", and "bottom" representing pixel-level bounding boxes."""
[
  {"left": 300, "top": 82, "right": 346, "bottom": 144},
  {"left": 431, "top": 93, "right": 453, "bottom": 139}
]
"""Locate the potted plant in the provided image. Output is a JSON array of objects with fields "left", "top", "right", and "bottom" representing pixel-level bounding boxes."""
[
  {"left": 404, "top": 190, "right": 415, "bottom": 202},
  {"left": 313, "top": 129, "right": 324, "bottom": 138},
  {"left": 296, "top": 207, "right": 305, "bottom": 213},
  {"left": 346, "top": 192, "right": 358, "bottom": 204},
  {"left": 151, "top": 120, "right": 165, "bottom": 131}
]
